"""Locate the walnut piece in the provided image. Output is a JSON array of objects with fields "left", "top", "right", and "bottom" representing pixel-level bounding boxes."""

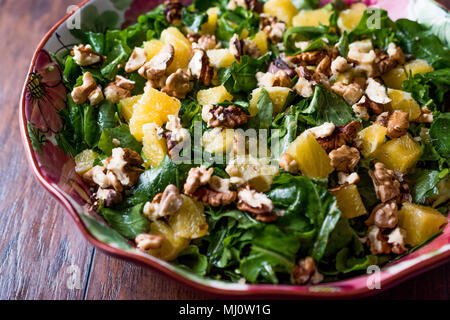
[
  {"left": 143, "top": 184, "right": 184, "bottom": 220},
  {"left": 352, "top": 96, "right": 370, "bottom": 121},
  {"left": 387, "top": 110, "right": 409, "bottom": 139},
  {"left": 205, "top": 105, "right": 248, "bottom": 128},
  {"left": 367, "top": 225, "right": 391, "bottom": 255},
  {"left": 71, "top": 72, "right": 98, "bottom": 105},
  {"left": 307, "top": 122, "right": 336, "bottom": 139},
  {"left": 415, "top": 106, "right": 434, "bottom": 123},
  {"left": 229, "top": 34, "right": 260, "bottom": 61},
  {"left": 292, "top": 256, "right": 324, "bottom": 285},
  {"left": 96, "top": 188, "right": 122, "bottom": 207},
  {"left": 72, "top": 44, "right": 103, "bottom": 66},
  {"left": 163, "top": 0, "right": 182, "bottom": 24},
  {"left": 316, "top": 55, "right": 331, "bottom": 77},
  {"left": 279, "top": 153, "right": 298, "bottom": 174},
  {"left": 104, "top": 75, "right": 135, "bottom": 104},
  {"left": 196, "top": 35, "right": 220, "bottom": 50},
  {"left": 237, "top": 185, "right": 277, "bottom": 222},
  {"left": 135, "top": 233, "right": 165, "bottom": 250},
  {"left": 375, "top": 111, "right": 390, "bottom": 127},
  {"left": 87, "top": 86, "right": 104, "bottom": 106},
  {"left": 139, "top": 44, "right": 174, "bottom": 81},
  {"left": 103, "top": 147, "right": 143, "bottom": 187},
  {"left": 125, "top": 47, "right": 147, "bottom": 73},
  {"left": 162, "top": 68, "right": 193, "bottom": 99},
  {"left": 267, "top": 57, "right": 296, "bottom": 78},
  {"left": 192, "top": 186, "right": 237, "bottom": 207},
  {"left": 387, "top": 227, "right": 407, "bottom": 254},
  {"left": 331, "top": 81, "right": 364, "bottom": 105},
  {"left": 366, "top": 200, "right": 398, "bottom": 229},
  {"left": 338, "top": 172, "right": 360, "bottom": 185},
  {"left": 188, "top": 48, "right": 215, "bottom": 86},
  {"left": 369, "top": 162, "right": 401, "bottom": 203},
  {"left": 256, "top": 70, "right": 291, "bottom": 88},
  {"left": 289, "top": 50, "right": 327, "bottom": 65},
  {"left": 260, "top": 14, "right": 286, "bottom": 43},
  {"left": 331, "top": 56, "right": 350, "bottom": 75},
  {"left": 329, "top": 145, "right": 360, "bottom": 172},
  {"left": 184, "top": 166, "right": 214, "bottom": 196},
  {"left": 387, "top": 43, "right": 405, "bottom": 65},
  {"left": 365, "top": 78, "right": 391, "bottom": 104},
  {"left": 163, "top": 115, "right": 191, "bottom": 158},
  {"left": 315, "top": 121, "right": 362, "bottom": 153}
]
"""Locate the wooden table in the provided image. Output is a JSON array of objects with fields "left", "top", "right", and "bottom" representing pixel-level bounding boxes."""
[{"left": 0, "top": 0, "right": 448, "bottom": 300}]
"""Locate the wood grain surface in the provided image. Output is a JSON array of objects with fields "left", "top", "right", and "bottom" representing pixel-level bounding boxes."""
[{"left": 0, "top": 0, "right": 448, "bottom": 300}]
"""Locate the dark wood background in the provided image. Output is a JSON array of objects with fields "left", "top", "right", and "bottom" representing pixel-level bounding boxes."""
[{"left": 0, "top": 0, "right": 449, "bottom": 300}]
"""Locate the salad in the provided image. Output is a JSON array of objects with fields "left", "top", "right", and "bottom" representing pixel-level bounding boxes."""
[{"left": 55, "top": 0, "right": 450, "bottom": 285}]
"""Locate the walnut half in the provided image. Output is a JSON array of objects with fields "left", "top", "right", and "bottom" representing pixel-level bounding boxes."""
[
  {"left": 292, "top": 257, "right": 324, "bottom": 285},
  {"left": 237, "top": 185, "right": 277, "bottom": 222}
]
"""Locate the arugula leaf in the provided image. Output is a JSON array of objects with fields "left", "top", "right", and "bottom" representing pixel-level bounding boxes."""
[
  {"left": 125, "top": 156, "right": 192, "bottom": 206},
  {"left": 100, "top": 203, "right": 149, "bottom": 239},
  {"left": 83, "top": 104, "right": 100, "bottom": 147},
  {"left": 207, "top": 209, "right": 259, "bottom": 230},
  {"left": 175, "top": 245, "right": 209, "bottom": 276},
  {"left": 268, "top": 174, "right": 342, "bottom": 260},
  {"left": 247, "top": 88, "right": 273, "bottom": 130},
  {"left": 219, "top": 54, "right": 271, "bottom": 94},
  {"left": 63, "top": 56, "right": 82, "bottom": 87},
  {"left": 182, "top": 7, "right": 208, "bottom": 33},
  {"left": 299, "top": 85, "right": 357, "bottom": 126},
  {"left": 395, "top": 19, "right": 450, "bottom": 68},
  {"left": 337, "top": 31, "right": 349, "bottom": 58},
  {"left": 410, "top": 169, "right": 442, "bottom": 203},
  {"left": 98, "top": 100, "right": 117, "bottom": 129},
  {"left": 179, "top": 98, "right": 202, "bottom": 128},
  {"left": 97, "top": 124, "right": 142, "bottom": 156},
  {"left": 240, "top": 224, "right": 299, "bottom": 284},
  {"left": 430, "top": 113, "right": 450, "bottom": 159},
  {"left": 283, "top": 26, "right": 337, "bottom": 55},
  {"left": 290, "top": 0, "right": 320, "bottom": 10},
  {"left": 216, "top": 6, "right": 260, "bottom": 43}
]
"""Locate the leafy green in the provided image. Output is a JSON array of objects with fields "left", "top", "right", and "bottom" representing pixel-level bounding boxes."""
[
  {"left": 97, "top": 124, "right": 142, "bottom": 156},
  {"left": 182, "top": 7, "right": 208, "bottom": 33},
  {"left": 100, "top": 203, "right": 149, "bottom": 239},
  {"left": 125, "top": 156, "right": 192, "bottom": 206},
  {"left": 247, "top": 88, "right": 273, "bottom": 129},
  {"left": 240, "top": 224, "right": 299, "bottom": 284},
  {"left": 395, "top": 19, "right": 450, "bottom": 69},
  {"left": 430, "top": 113, "right": 450, "bottom": 159},
  {"left": 290, "top": 0, "right": 320, "bottom": 10},
  {"left": 283, "top": 25, "right": 338, "bottom": 55},
  {"left": 218, "top": 54, "right": 271, "bottom": 93},
  {"left": 410, "top": 169, "right": 442, "bottom": 203},
  {"left": 298, "top": 85, "right": 357, "bottom": 126},
  {"left": 98, "top": 100, "right": 117, "bottom": 129},
  {"left": 83, "top": 105, "right": 100, "bottom": 147},
  {"left": 216, "top": 7, "right": 260, "bottom": 43},
  {"left": 175, "top": 245, "right": 209, "bottom": 276},
  {"left": 268, "top": 174, "right": 342, "bottom": 260}
]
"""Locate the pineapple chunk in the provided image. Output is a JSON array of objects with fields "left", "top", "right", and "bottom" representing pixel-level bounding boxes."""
[
  {"left": 120, "top": 94, "right": 142, "bottom": 123},
  {"left": 382, "top": 66, "right": 407, "bottom": 90},
  {"left": 337, "top": 2, "right": 367, "bottom": 32},
  {"left": 142, "top": 123, "right": 167, "bottom": 168},
  {"left": 147, "top": 220, "right": 189, "bottom": 261},
  {"left": 207, "top": 49, "right": 236, "bottom": 69},
  {"left": 129, "top": 87, "right": 181, "bottom": 141},
  {"left": 168, "top": 195, "right": 208, "bottom": 239},
  {"left": 404, "top": 59, "right": 434, "bottom": 76},
  {"left": 143, "top": 40, "right": 164, "bottom": 61},
  {"left": 160, "top": 27, "right": 191, "bottom": 73},
  {"left": 331, "top": 184, "right": 367, "bottom": 219},
  {"left": 225, "top": 155, "right": 279, "bottom": 192},
  {"left": 74, "top": 149, "right": 99, "bottom": 174},
  {"left": 249, "top": 87, "right": 291, "bottom": 116},
  {"left": 357, "top": 124, "right": 387, "bottom": 158},
  {"left": 292, "top": 8, "right": 332, "bottom": 27},
  {"left": 398, "top": 203, "right": 448, "bottom": 246},
  {"left": 197, "top": 85, "right": 233, "bottom": 105},
  {"left": 387, "top": 89, "right": 422, "bottom": 120},
  {"left": 263, "top": 0, "right": 299, "bottom": 26},
  {"left": 251, "top": 31, "right": 269, "bottom": 55},
  {"left": 202, "top": 128, "right": 235, "bottom": 154},
  {"left": 374, "top": 134, "right": 422, "bottom": 173},
  {"left": 286, "top": 131, "right": 334, "bottom": 179},
  {"left": 200, "top": 7, "right": 220, "bottom": 35}
]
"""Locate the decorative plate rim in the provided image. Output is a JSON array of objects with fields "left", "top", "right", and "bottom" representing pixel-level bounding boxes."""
[{"left": 19, "top": 0, "right": 450, "bottom": 298}]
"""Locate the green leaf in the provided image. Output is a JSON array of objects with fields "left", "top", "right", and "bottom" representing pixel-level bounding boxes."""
[
  {"left": 98, "top": 100, "right": 117, "bottom": 129},
  {"left": 430, "top": 113, "right": 450, "bottom": 159},
  {"left": 290, "top": 0, "right": 320, "bottom": 10},
  {"left": 247, "top": 88, "right": 273, "bottom": 129},
  {"left": 97, "top": 124, "right": 142, "bottom": 156},
  {"left": 268, "top": 174, "right": 342, "bottom": 260},
  {"left": 83, "top": 104, "right": 100, "bottom": 147},
  {"left": 410, "top": 169, "right": 441, "bottom": 203},
  {"left": 216, "top": 6, "right": 260, "bottom": 43},
  {"left": 175, "top": 245, "right": 208, "bottom": 276},
  {"left": 219, "top": 54, "right": 271, "bottom": 94},
  {"left": 100, "top": 203, "right": 149, "bottom": 239},
  {"left": 125, "top": 156, "right": 191, "bottom": 206},
  {"left": 299, "top": 85, "right": 357, "bottom": 126},
  {"left": 182, "top": 8, "right": 208, "bottom": 33}
]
